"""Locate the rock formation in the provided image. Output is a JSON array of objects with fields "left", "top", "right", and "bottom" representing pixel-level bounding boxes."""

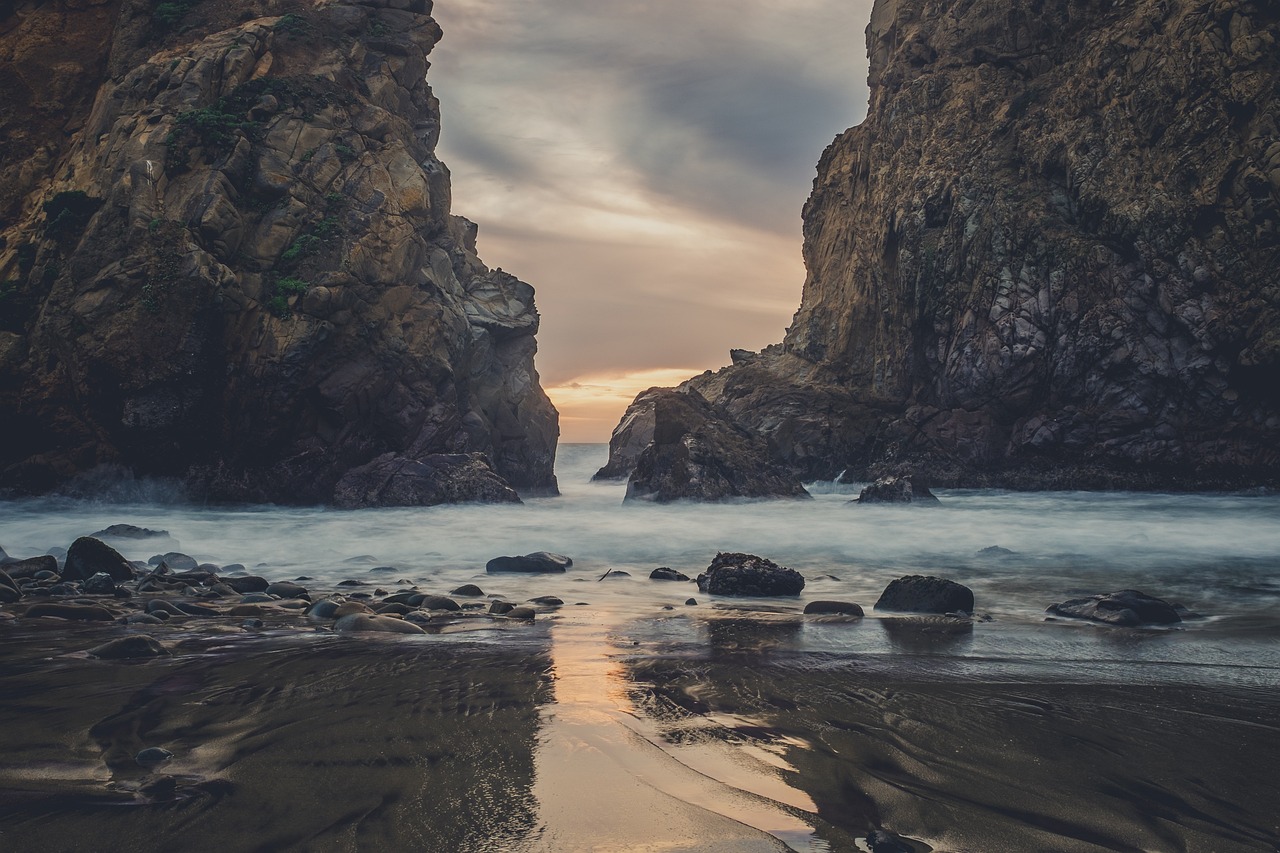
[
  {"left": 621, "top": 0, "right": 1280, "bottom": 489},
  {"left": 0, "top": 0, "right": 558, "bottom": 505},
  {"left": 596, "top": 386, "right": 810, "bottom": 502}
]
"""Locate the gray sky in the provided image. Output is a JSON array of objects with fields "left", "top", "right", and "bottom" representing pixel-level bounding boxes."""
[{"left": 429, "top": 0, "right": 876, "bottom": 440}]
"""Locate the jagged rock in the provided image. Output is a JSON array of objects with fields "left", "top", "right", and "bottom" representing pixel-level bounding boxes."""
[
  {"left": 1046, "top": 590, "right": 1182, "bottom": 626},
  {"left": 486, "top": 552, "right": 572, "bottom": 573},
  {"left": 332, "top": 453, "right": 521, "bottom": 509},
  {"left": 149, "top": 552, "right": 198, "bottom": 571},
  {"left": 0, "top": 1, "right": 557, "bottom": 506},
  {"left": 90, "top": 524, "right": 171, "bottom": 540},
  {"left": 696, "top": 553, "right": 805, "bottom": 597},
  {"left": 804, "top": 600, "right": 864, "bottom": 617},
  {"left": 603, "top": 388, "right": 809, "bottom": 503},
  {"left": 855, "top": 476, "right": 939, "bottom": 504},
  {"left": 607, "top": 0, "right": 1280, "bottom": 491},
  {"left": 875, "top": 576, "right": 974, "bottom": 614},
  {"left": 2, "top": 555, "right": 58, "bottom": 579},
  {"left": 64, "top": 537, "right": 135, "bottom": 582},
  {"left": 83, "top": 572, "right": 117, "bottom": 595}
]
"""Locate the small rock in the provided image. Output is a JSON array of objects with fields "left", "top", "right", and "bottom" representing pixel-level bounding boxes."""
[
  {"left": 224, "top": 576, "right": 270, "bottom": 594},
  {"left": 1046, "top": 589, "right": 1182, "bottom": 626},
  {"left": 696, "top": 552, "right": 805, "bottom": 597},
  {"left": 505, "top": 606, "right": 536, "bottom": 620},
  {"left": 3, "top": 555, "right": 58, "bottom": 579},
  {"left": 488, "top": 601, "right": 515, "bottom": 615},
  {"left": 0, "top": 585, "right": 19, "bottom": 604},
  {"left": 125, "top": 614, "right": 165, "bottom": 625},
  {"left": 264, "top": 581, "right": 308, "bottom": 599},
  {"left": 866, "top": 829, "right": 916, "bottom": 853},
  {"left": 855, "top": 476, "right": 939, "bottom": 504},
  {"left": 649, "top": 567, "right": 690, "bottom": 581},
  {"left": 874, "top": 575, "right": 973, "bottom": 614},
  {"left": 804, "top": 600, "right": 864, "bottom": 617},
  {"left": 416, "top": 594, "right": 460, "bottom": 611},
  {"left": 451, "top": 584, "right": 485, "bottom": 596},
  {"left": 241, "top": 618, "right": 264, "bottom": 629},
  {"left": 25, "top": 603, "right": 115, "bottom": 621},
  {"left": 602, "top": 570, "right": 631, "bottom": 579},
  {"left": 978, "top": 545, "right": 1016, "bottom": 556},
  {"left": 375, "top": 602, "right": 414, "bottom": 616},
  {"left": 332, "top": 601, "right": 373, "bottom": 618},
  {"left": 486, "top": 552, "right": 573, "bottom": 573},
  {"left": 135, "top": 747, "right": 174, "bottom": 767},
  {"left": 83, "top": 572, "right": 117, "bottom": 595},
  {"left": 92, "top": 524, "right": 171, "bottom": 540},
  {"left": 149, "top": 552, "right": 198, "bottom": 571},
  {"left": 305, "top": 600, "right": 342, "bottom": 618},
  {"left": 685, "top": 598, "right": 698, "bottom": 606},
  {"left": 89, "top": 635, "right": 171, "bottom": 659},
  {"left": 528, "top": 596, "right": 563, "bottom": 606}
]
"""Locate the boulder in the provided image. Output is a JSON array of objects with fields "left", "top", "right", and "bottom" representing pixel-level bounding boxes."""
[
  {"left": 855, "top": 476, "right": 939, "bottom": 504},
  {"left": 83, "top": 572, "right": 118, "bottom": 595},
  {"left": 149, "top": 552, "right": 198, "bottom": 571},
  {"left": 415, "top": 594, "right": 461, "bottom": 611},
  {"left": 451, "top": 584, "right": 485, "bottom": 596},
  {"left": 333, "top": 613, "right": 425, "bottom": 635},
  {"left": 874, "top": 576, "right": 974, "bottom": 614},
  {"left": 1046, "top": 590, "right": 1182, "bottom": 627},
  {"left": 224, "top": 576, "right": 270, "bottom": 594},
  {"left": 804, "top": 600, "right": 864, "bottom": 617},
  {"left": 649, "top": 567, "right": 690, "bottom": 581},
  {"left": 3, "top": 555, "right": 58, "bottom": 579},
  {"left": 64, "top": 537, "right": 134, "bottom": 582},
  {"left": 264, "top": 581, "right": 308, "bottom": 599},
  {"left": 91, "top": 524, "right": 171, "bottom": 540},
  {"left": 612, "top": 388, "right": 810, "bottom": 502},
  {"left": 486, "top": 552, "right": 572, "bottom": 573},
  {"left": 88, "top": 636, "right": 171, "bottom": 659},
  {"left": 696, "top": 552, "right": 805, "bottom": 597},
  {"left": 505, "top": 606, "right": 536, "bottom": 620}
]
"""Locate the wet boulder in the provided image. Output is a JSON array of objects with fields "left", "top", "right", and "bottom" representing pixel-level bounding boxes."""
[
  {"left": 83, "top": 572, "right": 118, "bottom": 595},
  {"left": 224, "top": 576, "right": 270, "bottom": 594},
  {"left": 3, "top": 555, "right": 58, "bottom": 579},
  {"left": 696, "top": 552, "right": 805, "bottom": 597},
  {"left": 804, "top": 600, "right": 864, "bottom": 617},
  {"left": 855, "top": 476, "right": 939, "bottom": 504},
  {"left": 874, "top": 575, "right": 973, "bottom": 614},
  {"left": 64, "top": 537, "right": 135, "bottom": 582},
  {"left": 649, "top": 567, "right": 690, "bottom": 581},
  {"left": 486, "top": 552, "right": 572, "bottom": 573},
  {"left": 91, "top": 524, "right": 172, "bottom": 541},
  {"left": 1046, "top": 590, "right": 1182, "bottom": 626}
]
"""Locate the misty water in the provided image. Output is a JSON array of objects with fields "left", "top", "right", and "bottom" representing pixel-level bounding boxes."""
[{"left": 2, "top": 443, "right": 1278, "bottom": 684}]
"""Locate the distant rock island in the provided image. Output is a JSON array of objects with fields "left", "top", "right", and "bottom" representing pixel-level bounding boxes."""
[
  {"left": 602, "top": 0, "right": 1280, "bottom": 491},
  {"left": 0, "top": 0, "right": 558, "bottom": 505}
]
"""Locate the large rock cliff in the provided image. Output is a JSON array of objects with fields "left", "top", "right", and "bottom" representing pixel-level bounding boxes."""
[
  {"left": 624, "top": 0, "right": 1280, "bottom": 489},
  {"left": 0, "top": 0, "right": 559, "bottom": 504}
]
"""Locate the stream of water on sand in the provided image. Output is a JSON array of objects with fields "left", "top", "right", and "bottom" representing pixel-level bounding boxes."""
[{"left": 2, "top": 444, "right": 1279, "bottom": 851}]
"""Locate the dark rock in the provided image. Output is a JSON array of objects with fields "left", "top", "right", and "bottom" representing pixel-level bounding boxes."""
[
  {"left": 696, "top": 552, "right": 805, "bottom": 597},
  {"left": 337, "top": 579, "right": 364, "bottom": 587},
  {"left": 381, "top": 592, "right": 419, "bottom": 605},
  {"left": 488, "top": 601, "right": 515, "bottom": 615},
  {"left": 135, "top": 747, "right": 174, "bottom": 767},
  {"left": 416, "top": 595, "right": 460, "bottom": 611},
  {"left": 241, "top": 618, "right": 264, "bottom": 629},
  {"left": 1046, "top": 590, "right": 1182, "bottom": 627},
  {"left": 804, "top": 600, "right": 864, "bottom": 617},
  {"left": 264, "top": 581, "right": 308, "bottom": 599},
  {"left": 124, "top": 614, "right": 165, "bottom": 625},
  {"left": 4, "top": 556, "right": 58, "bottom": 578},
  {"left": 64, "top": 537, "right": 134, "bottom": 582},
  {"left": 486, "top": 552, "right": 572, "bottom": 573},
  {"left": 375, "top": 602, "right": 413, "bottom": 616},
  {"left": 506, "top": 606, "right": 536, "bottom": 620},
  {"left": 146, "top": 600, "right": 184, "bottom": 616},
  {"left": 649, "top": 567, "right": 690, "bottom": 582},
  {"left": 25, "top": 603, "right": 114, "bottom": 621},
  {"left": 855, "top": 476, "right": 939, "bottom": 504},
  {"left": 333, "top": 453, "right": 524, "bottom": 509},
  {"left": 173, "top": 602, "right": 220, "bottom": 617},
  {"left": 368, "top": 566, "right": 399, "bottom": 573},
  {"left": 47, "top": 583, "right": 77, "bottom": 596},
  {"left": 606, "top": 388, "right": 811, "bottom": 502},
  {"left": 91, "top": 524, "right": 171, "bottom": 540},
  {"left": 332, "top": 601, "right": 373, "bottom": 618},
  {"left": 305, "top": 600, "right": 342, "bottom": 619},
  {"left": 875, "top": 576, "right": 974, "bottom": 614},
  {"left": 866, "top": 829, "right": 915, "bottom": 853},
  {"left": 83, "top": 572, "right": 117, "bottom": 595},
  {"left": 978, "top": 545, "right": 1016, "bottom": 556},
  {"left": 333, "top": 613, "right": 426, "bottom": 635},
  {"left": 223, "top": 576, "right": 269, "bottom": 594},
  {"left": 602, "top": 570, "right": 631, "bottom": 579},
  {"left": 88, "top": 635, "right": 171, "bottom": 659},
  {"left": 685, "top": 598, "right": 698, "bottom": 606},
  {"left": 528, "top": 596, "right": 563, "bottom": 606},
  {"left": 222, "top": 564, "right": 247, "bottom": 574},
  {"left": 0, "top": 584, "right": 19, "bottom": 603},
  {"left": 0, "top": 545, "right": 10, "bottom": 564},
  {"left": 451, "top": 584, "right": 485, "bottom": 596}
]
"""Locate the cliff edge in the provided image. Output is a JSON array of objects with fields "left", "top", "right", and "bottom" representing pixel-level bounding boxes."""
[
  {"left": 607, "top": 0, "right": 1280, "bottom": 490},
  {"left": 0, "top": 0, "right": 559, "bottom": 504}
]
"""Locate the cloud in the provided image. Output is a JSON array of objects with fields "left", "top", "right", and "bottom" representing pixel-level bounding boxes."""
[{"left": 427, "top": 0, "right": 876, "bottom": 439}]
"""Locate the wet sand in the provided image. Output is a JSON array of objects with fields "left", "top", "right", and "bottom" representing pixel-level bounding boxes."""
[{"left": 1, "top": 608, "right": 1277, "bottom": 852}]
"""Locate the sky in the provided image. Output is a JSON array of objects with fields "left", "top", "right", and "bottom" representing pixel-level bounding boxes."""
[{"left": 428, "top": 0, "right": 877, "bottom": 441}]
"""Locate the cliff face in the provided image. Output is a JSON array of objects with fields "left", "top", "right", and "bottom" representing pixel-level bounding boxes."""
[
  {"left": 682, "top": 0, "right": 1280, "bottom": 488},
  {"left": 0, "top": 0, "right": 559, "bottom": 504}
]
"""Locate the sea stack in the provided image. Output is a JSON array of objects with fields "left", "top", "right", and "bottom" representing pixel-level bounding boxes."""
[{"left": 0, "top": 0, "right": 558, "bottom": 505}]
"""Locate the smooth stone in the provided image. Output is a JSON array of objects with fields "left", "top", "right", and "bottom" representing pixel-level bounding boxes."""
[
  {"left": 83, "top": 572, "right": 117, "bottom": 595},
  {"left": 375, "top": 602, "right": 413, "bottom": 616},
  {"left": 264, "top": 581, "right": 308, "bottom": 599},
  {"left": 804, "top": 600, "right": 865, "bottom": 617},
  {"left": 603, "top": 570, "right": 631, "bottom": 579},
  {"left": 224, "top": 576, "right": 270, "bottom": 594},
  {"left": 238, "top": 593, "right": 275, "bottom": 603},
  {"left": 146, "top": 600, "right": 184, "bottom": 616},
  {"left": 333, "top": 613, "right": 425, "bottom": 634},
  {"left": 125, "top": 614, "right": 166, "bottom": 625},
  {"left": 64, "top": 537, "right": 135, "bottom": 582},
  {"left": 528, "top": 596, "right": 563, "bottom": 606},
  {"left": 650, "top": 567, "right": 690, "bottom": 581},
  {"left": 222, "top": 564, "right": 247, "bottom": 574},
  {"left": 451, "top": 584, "right": 484, "bottom": 596},
  {"left": 488, "top": 601, "right": 515, "bottom": 615},
  {"left": 416, "top": 594, "right": 460, "bottom": 611},
  {"left": 485, "top": 552, "right": 572, "bottom": 573},
  {"left": 874, "top": 575, "right": 974, "bottom": 614},
  {"left": 0, "top": 568, "right": 18, "bottom": 591},
  {"left": 381, "top": 592, "right": 419, "bottom": 605},
  {"left": 505, "top": 606, "right": 536, "bottom": 620},
  {"left": 332, "top": 601, "right": 373, "bottom": 618},
  {"left": 306, "top": 600, "right": 342, "bottom": 618},
  {"left": 228, "top": 604, "right": 266, "bottom": 617},
  {"left": 89, "top": 635, "right": 171, "bottom": 659},
  {"left": 0, "top": 585, "right": 21, "bottom": 603},
  {"left": 25, "top": 603, "right": 115, "bottom": 621},
  {"left": 685, "top": 598, "right": 698, "bottom": 605},
  {"left": 242, "top": 618, "right": 264, "bottom": 629},
  {"left": 149, "top": 552, "right": 198, "bottom": 571},
  {"left": 696, "top": 552, "right": 805, "bottom": 597},
  {"left": 135, "top": 747, "right": 174, "bottom": 767},
  {"left": 1046, "top": 589, "right": 1182, "bottom": 626}
]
